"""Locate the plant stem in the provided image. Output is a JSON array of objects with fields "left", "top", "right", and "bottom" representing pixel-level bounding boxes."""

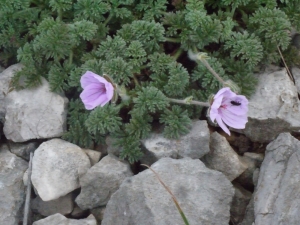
[
  {"left": 165, "top": 37, "right": 181, "bottom": 43},
  {"left": 68, "top": 50, "right": 73, "bottom": 67},
  {"left": 199, "top": 58, "right": 226, "bottom": 85},
  {"left": 133, "top": 74, "right": 140, "bottom": 86},
  {"left": 58, "top": 9, "right": 63, "bottom": 20},
  {"left": 173, "top": 48, "right": 183, "bottom": 60},
  {"left": 167, "top": 98, "right": 210, "bottom": 107},
  {"left": 277, "top": 45, "right": 294, "bottom": 83},
  {"left": 104, "top": 13, "right": 113, "bottom": 26}
]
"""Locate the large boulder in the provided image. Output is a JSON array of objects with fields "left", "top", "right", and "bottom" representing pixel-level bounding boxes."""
[
  {"left": 254, "top": 133, "right": 300, "bottom": 225},
  {"left": 31, "top": 139, "right": 91, "bottom": 201},
  {"left": 243, "top": 66, "right": 300, "bottom": 143},
  {"left": 0, "top": 144, "right": 28, "bottom": 225},
  {"left": 102, "top": 157, "right": 234, "bottom": 225},
  {"left": 4, "top": 77, "right": 68, "bottom": 142}
]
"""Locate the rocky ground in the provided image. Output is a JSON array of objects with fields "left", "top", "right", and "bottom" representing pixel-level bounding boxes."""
[{"left": 1, "top": 63, "right": 300, "bottom": 225}]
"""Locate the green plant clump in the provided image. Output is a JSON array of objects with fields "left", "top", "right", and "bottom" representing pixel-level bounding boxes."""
[{"left": 1, "top": 0, "right": 298, "bottom": 163}]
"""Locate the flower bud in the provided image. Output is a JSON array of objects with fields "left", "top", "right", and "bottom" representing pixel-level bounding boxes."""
[
  {"left": 183, "top": 96, "right": 193, "bottom": 104},
  {"left": 116, "top": 85, "right": 130, "bottom": 101}
]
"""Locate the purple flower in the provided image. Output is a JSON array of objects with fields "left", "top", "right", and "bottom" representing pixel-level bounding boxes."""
[
  {"left": 80, "top": 71, "right": 114, "bottom": 110},
  {"left": 209, "top": 87, "right": 248, "bottom": 135}
]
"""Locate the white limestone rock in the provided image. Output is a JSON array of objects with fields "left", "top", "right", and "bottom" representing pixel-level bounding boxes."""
[
  {"left": 75, "top": 154, "right": 133, "bottom": 209},
  {"left": 102, "top": 157, "right": 234, "bottom": 225},
  {"left": 243, "top": 66, "right": 300, "bottom": 143},
  {"left": 4, "top": 77, "right": 68, "bottom": 142},
  {"left": 230, "top": 183, "right": 252, "bottom": 224},
  {"left": 0, "top": 144, "right": 28, "bottom": 225},
  {"left": 31, "top": 139, "right": 91, "bottom": 201},
  {"left": 202, "top": 132, "right": 247, "bottom": 181},
  {"left": 140, "top": 120, "right": 210, "bottom": 165},
  {"left": 254, "top": 133, "right": 300, "bottom": 225},
  {"left": 31, "top": 193, "right": 74, "bottom": 216},
  {"left": 9, "top": 142, "right": 38, "bottom": 161},
  {"left": 33, "top": 213, "right": 96, "bottom": 225},
  {"left": 82, "top": 149, "right": 101, "bottom": 166},
  {"left": 0, "top": 64, "right": 23, "bottom": 123}
]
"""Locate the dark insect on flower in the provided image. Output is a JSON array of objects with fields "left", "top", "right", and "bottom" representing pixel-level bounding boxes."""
[{"left": 230, "top": 100, "right": 241, "bottom": 106}]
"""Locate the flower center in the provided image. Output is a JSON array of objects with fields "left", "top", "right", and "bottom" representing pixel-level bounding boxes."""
[{"left": 221, "top": 104, "right": 227, "bottom": 109}]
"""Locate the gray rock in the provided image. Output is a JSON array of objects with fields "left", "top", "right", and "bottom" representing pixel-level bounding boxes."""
[
  {"left": 202, "top": 132, "right": 247, "bottom": 181},
  {"left": 23, "top": 168, "right": 29, "bottom": 186},
  {"left": 254, "top": 133, "right": 300, "bottom": 225},
  {"left": 8, "top": 141, "right": 38, "bottom": 161},
  {"left": 243, "top": 66, "right": 300, "bottom": 143},
  {"left": 236, "top": 153, "right": 264, "bottom": 188},
  {"left": 0, "top": 144, "right": 28, "bottom": 225},
  {"left": 4, "top": 77, "right": 68, "bottom": 142},
  {"left": 0, "top": 64, "right": 23, "bottom": 123},
  {"left": 31, "top": 139, "right": 91, "bottom": 201},
  {"left": 91, "top": 207, "right": 106, "bottom": 224},
  {"left": 292, "top": 67, "right": 300, "bottom": 94},
  {"left": 230, "top": 183, "right": 252, "bottom": 224},
  {"left": 71, "top": 205, "right": 89, "bottom": 219},
  {"left": 240, "top": 196, "right": 255, "bottom": 225},
  {"left": 106, "top": 136, "right": 120, "bottom": 156},
  {"left": 76, "top": 154, "right": 133, "bottom": 209},
  {"left": 82, "top": 149, "right": 101, "bottom": 166},
  {"left": 31, "top": 193, "right": 74, "bottom": 216},
  {"left": 252, "top": 168, "right": 260, "bottom": 187},
  {"left": 140, "top": 120, "right": 210, "bottom": 165},
  {"left": 102, "top": 157, "right": 234, "bottom": 225},
  {"left": 32, "top": 213, "right": 97, "bottom": 225}
]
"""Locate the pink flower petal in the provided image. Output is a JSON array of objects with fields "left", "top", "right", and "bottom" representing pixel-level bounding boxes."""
[
  {"left": 209, "top": 107, "right": 219, "bottom": 122},
  {"left": 215, "top": 115, "right": 230, "bottom": 135},
  {"left": 80, "top": 83, "right": 105, "bottom": 103},
  {"left": 223, "top": 96, "right": 248, "bottom": 115},
  {"left": 79, "top": 71, "right": 115, "bottom": 110},
  {"left": 211, "top": 95, "right": 223, "bottom": 110},
  {"left": 214, "top": 87, "right": 231, "bottom": 99},
  {"left": 81, "top": 71, "right": 110, "bottom": 89},
  {"left": 104, "top": 81, "right": 114, "bottom": 101},
  {"left": 209, "top": 87, "right": 248, "bottom": 135},
  {"left": 220, "top": 108, "right": 248, "bottom": 129}
]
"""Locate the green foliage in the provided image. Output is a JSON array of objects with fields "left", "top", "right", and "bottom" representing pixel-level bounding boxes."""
[
  {"left": 117, "top": 20, "right": 165, "bottom": 53},
  {"left": 133, "top": 87, "right": 169, "bottom": 114},
  {"left": 160, "top": 106, "right": 192, "bottom": 139},
  {"left": 249, "top": 7, "right": 291, "bottom": 51},
  {"left": 125, "top": 113, "right": 152, "bottom": 139},
  {"left": 224, "top": 31, "right": 263, "bottom": 70},
  {"left": 136, "top": 0, "right": 167, "bottom": 21},
  {"left": 62, "top": 100, "right": 95, "bottom": 148},
  {"left": 113, "top": 133, "right": 143, "bottom": 163},
  {"left": 85, "top": 105, "right": 122, "bottom": 135},
  {"left": 102, "top": 57, "right": 133, "bottom": 85},
  {"left": 2, "top": 0, "right": 296, "bottom": 162}
]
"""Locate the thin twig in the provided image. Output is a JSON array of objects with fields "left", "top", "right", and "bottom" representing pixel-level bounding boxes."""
[
  {"left": 141, "top": 164, "right": 190, "bottom": 225},
  {"left": 23, "top": 152, "right": 33, "bottom": 225},
  {"left": 199, "top": 58, "right": 226, "bottom": 85},
  {"left": 277, "top": 45, "right": 295, "bottom": 83},
  {"left": 167, "top": 97, "right": 210, "bottom": 107}
]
